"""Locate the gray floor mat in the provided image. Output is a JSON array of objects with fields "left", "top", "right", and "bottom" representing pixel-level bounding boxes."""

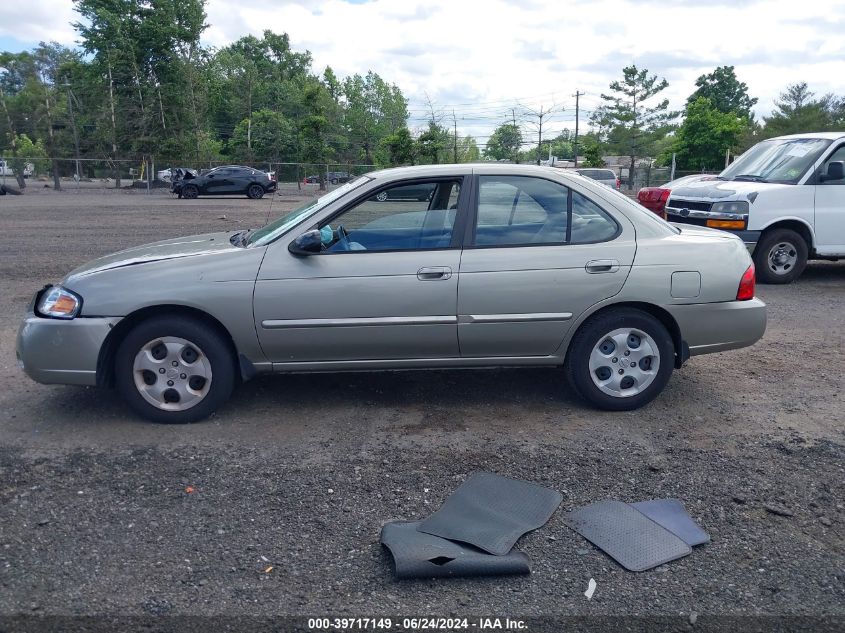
[
  {"left": 564, "top": 500, "right": 692, "bottom": 572},
  {"left": 416, "top": 472, "right": 563, "bottom": 555},
  {"left": 631, "top": 498, "right": 710, "bottom": 546},
  {"left": 380, "top": 521, "right": 531, "bottom": 579}
]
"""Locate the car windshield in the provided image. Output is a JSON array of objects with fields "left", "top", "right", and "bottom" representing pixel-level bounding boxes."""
[
  {"left": 246, "top": 177, "right": 371, "bottom": 246},
  {"left": 720, "top": 138, "right": 831, "bottom": 184}
]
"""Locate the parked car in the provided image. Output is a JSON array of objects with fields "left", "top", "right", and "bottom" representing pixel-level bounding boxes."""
[
  {"left": 637, "top": 175, "right": 718, "bottom": 217},
  {"left": 17, "top": 164, "right": 766, "bottom": 423},
  {"left": 573, "top": 168, "right": 620, "bottom": 190},
  {"left": 305, "top": 172, "right": 351, "bottom": 185},
  {"left": 0, "top": 160, "right": 33, "bottom": 178},
  {"left": 663, "top": 132, "right": 845, "bottom": 283},
  {"left": 171, "top": 165, "right": 277, "bottom": 199},
  {"left": 157, "top": 167, "right": 197, "bottom": 183}
]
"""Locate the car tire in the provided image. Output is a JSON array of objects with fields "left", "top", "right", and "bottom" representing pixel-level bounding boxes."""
[
  {"left": 564, "top": 308, "right": 674, "bottom": 411},
  {"left": 330, "top": 178, "right": 338, "bottom": 185},
  {"left": 247, "top": 184, "right": 265, "bottom": 199},
  {"left": 753, "top": 228, "right": 807, "bottom": 284},
  {"left": 181, "top": 184, "right": 199, "bottom": 199},
  {"left": 114, "top": 315, "right": 236, "bottom": 424},
  {"left": 375, "top": 191, "right": 388, "bottom": 202}
]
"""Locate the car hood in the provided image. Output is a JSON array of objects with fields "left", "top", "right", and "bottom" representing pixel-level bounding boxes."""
[
  {"left": 65, "top": 231, "right": 241, "bottom": 280},
  {"left": 669, "top": 179, "right": 790, "bottom": 201}
]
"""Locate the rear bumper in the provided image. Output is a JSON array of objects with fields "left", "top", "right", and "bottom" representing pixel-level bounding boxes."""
[
  {"left": 666, "top": 298, "right": 767, "bottom": 356},
  {"left": 16, "top": 313, "right": 121, "bottom": 386}
]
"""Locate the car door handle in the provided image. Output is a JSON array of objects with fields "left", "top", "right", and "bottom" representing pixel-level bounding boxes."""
[
  {"left": 417, "top": 266, "right": 452, "bottom": 280},
  {"left": 585, "top": 259, "right": 620, "bottom": 274}
]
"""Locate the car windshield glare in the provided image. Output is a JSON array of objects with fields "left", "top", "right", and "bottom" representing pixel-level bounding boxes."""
[
  {"left": 247, "top": 177, "right": 371, "bottom": 246},
  {"left": 720, "top": 138, "right": 831, "bottom": 184}
]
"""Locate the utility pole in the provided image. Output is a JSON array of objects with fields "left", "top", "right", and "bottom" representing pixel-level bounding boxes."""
[
  {"left": 62, "top": 81, "right": 81, "bottom": 181},
  {"left": 512, "top": 108, "right": 519, "bottom": 163},
  {"left": 572, "top": 90, "right": 585, "bottom": 167},
  {"left": 452, "top": 109, "right": 458, "bottom": 163}
]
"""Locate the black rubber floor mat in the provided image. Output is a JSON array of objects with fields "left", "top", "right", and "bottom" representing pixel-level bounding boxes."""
[
  {"left": 631, "top": 498, "right": 710, "bottom": 546},
  {"left": 416, "top": 472, "right": 563, "bottom": 555},
  {"left": 380, "top": 521, "right": 531, "bottom": 579},
  {"left": 564, "top": 500, "right": 692, "bottom": 572}
]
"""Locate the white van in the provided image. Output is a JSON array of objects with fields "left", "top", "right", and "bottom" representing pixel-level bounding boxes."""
[
  {"left": 664, "top": 132, "right": 845, "bottom": 283},
  {"left": 0, "top": 160, "right": 33, "bottom": 178}
]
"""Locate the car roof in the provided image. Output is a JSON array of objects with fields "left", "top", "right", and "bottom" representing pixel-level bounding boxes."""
[
  {"left": 366, "top": 163, "right": 593, "bottom": 181},
  {"left": 768, "top": 131, "right": 845, "bottom": 141}
]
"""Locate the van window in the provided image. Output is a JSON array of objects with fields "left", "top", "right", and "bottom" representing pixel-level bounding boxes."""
[{"left": 720, "top": 138, "right": 831, "bottom": 184}]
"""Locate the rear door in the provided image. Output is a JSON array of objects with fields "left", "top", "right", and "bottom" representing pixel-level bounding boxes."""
[
  {"left": 814, "top": 143, "right": 845, "bottom": 255},
  {"left": 457, "top": 174, "right": 636, "bottom": 357}
]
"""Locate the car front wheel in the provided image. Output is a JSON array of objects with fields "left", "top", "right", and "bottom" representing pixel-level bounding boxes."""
[
  {"left": 565, "top": 308, "right": 674, "bottom": 411},
  {"left": 753, "top": 228, "right": 807, "bottom": 284},
  {"left": 181, "top": 184, "right": 199, "bottom": 199},
  {"left": 115, "top": 315, "right": 236, "bottom": 423}
]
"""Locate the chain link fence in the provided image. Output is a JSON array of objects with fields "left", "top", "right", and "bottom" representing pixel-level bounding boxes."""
[{"left": 0, "top": 157, "right": 378, "bottom": 194}]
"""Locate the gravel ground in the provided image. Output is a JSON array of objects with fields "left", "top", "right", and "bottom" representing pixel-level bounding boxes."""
[{"left": 0, "top": 190, "right": 843, "bottom": 628}]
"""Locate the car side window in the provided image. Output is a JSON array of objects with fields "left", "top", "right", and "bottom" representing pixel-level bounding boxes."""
[
  {"left": 474, "top": 176, "right": 569, "bottom": 246},
  {"left": 571, "top": 191, "right": 620, "bottom": 243},
  {"left": 319, "top": 180, "right": 461, "bottom": 253},
  {"left": 821, "top": 145, "right": 845, "bottom": 185}
]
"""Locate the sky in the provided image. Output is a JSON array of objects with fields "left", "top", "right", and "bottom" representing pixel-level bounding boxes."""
[{"left": 1, "top": 0, "right": 844, "bottom": 145}]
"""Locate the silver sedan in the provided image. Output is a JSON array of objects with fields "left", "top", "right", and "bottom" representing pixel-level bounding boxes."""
[{"left": 17, "top": 164, "right": 766, "bottom": 423}]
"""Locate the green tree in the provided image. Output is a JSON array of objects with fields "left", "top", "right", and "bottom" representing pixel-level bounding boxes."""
[
  {"left": 343, "top": 71, "right": 408, "bottom": 164},
  {"left": 592, "top": 65, "right": 677, "bottom": 186},
  {"left": 377, "top": 126, "right": 414, "bottom": 166},
  {"left": 415, "top": 122, "right": 450, "bottom": 164},
  {"left": 230, "top": 108, "right": 297, "bottom": 162},
  {"left": 484, "top": 122, "right": 522, "bottom": 161},
  {"left": 761, "top": 82, "right": 844, "bottom": 138},
  {"left": 581, "top": 139, "right": 605, "bottom": 168},
  {"left": 456, "top": 135, "right": 480, "bottom": 163},
  {"left": 299, "top": 80, "right": 333, "bottom": 189},
  {"left": 665, "top": 97, "right": 745, "bottom": 170},
  {"left": 688, "top": 66, "right": 757, "bottom": 120}
]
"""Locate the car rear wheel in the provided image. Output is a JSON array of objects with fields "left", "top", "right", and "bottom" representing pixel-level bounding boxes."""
[
  {"left": 753, "top": 228, "right": 807, "bottom": 284},
  {"left": 115, "top": 315, "right": 236, "bottom": 423},
  {"left": 247, "top": 184, "right": 265, "bottom": 199},
  {"left": 181, "top": 184, "right": 198, "bottom": 199},
  {"left": 565, "top": 308, "right": 674, "bottom": 411}
]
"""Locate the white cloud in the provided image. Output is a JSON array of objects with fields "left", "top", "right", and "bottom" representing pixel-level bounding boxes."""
[{"left": 4, "top": 0, "right": 844, "bottom": 142}]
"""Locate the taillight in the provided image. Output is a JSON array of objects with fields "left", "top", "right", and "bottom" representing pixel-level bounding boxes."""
[
  {"left": 736, "top": 264, "right": 755, "bottom": 300},
  {"left": 636, "top": 187, "right": 671, "bottom": 216}
]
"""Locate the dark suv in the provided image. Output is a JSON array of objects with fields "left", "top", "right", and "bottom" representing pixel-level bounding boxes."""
[{"left": 172, "top": 165, "right": 277, "bottom": 199}]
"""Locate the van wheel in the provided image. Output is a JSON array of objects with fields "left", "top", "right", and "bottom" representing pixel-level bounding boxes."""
[
  {"left": 114, "top": 316, "right": 236, "bottom": 423},
  {"left": 753, "top": 228, "right": 807, "bottom": 284},
  {"left": 565, "top": 308, "right": 674, "bottom": 411}
]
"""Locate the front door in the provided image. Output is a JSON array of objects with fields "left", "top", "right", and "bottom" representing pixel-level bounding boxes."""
[
  {"left": 254, "top": 178, "right": 466, "bottom": 364},
  {"left": 458, "top": 175, "right": 636, "bottom": 357},
  {"left": 814, "top": 143, "right": 845, "bottom": 255}
]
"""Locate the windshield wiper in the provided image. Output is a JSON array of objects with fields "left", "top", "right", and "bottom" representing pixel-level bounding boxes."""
[{"left": 732, "top": 174, "right": 768, "bottom": 183}]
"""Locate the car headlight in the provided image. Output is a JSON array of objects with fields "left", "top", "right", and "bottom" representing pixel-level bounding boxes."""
[
  {"left": 710, "top": 201, "right": 749, "bottom": 216},
  {"left": 37, "top": 286, "right": 82, "bottom": 319}
]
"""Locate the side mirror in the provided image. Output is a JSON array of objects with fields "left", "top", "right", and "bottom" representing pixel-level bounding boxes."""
[
  {"left": 820, "top": 161, "right": 844, "bottom": 182},
  {"left": 288, "top": 229, "right": 323, "bottom": 255}
]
